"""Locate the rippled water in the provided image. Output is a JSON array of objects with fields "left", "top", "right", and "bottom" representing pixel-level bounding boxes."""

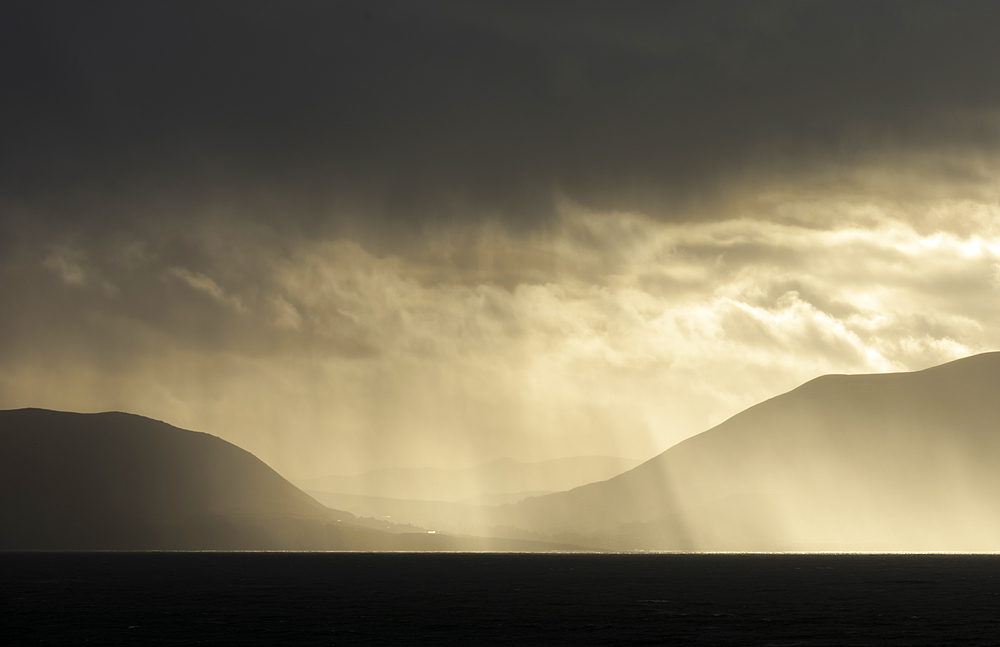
[{"left": 4, "top": 552, "right": 1000, "bottom": 644}]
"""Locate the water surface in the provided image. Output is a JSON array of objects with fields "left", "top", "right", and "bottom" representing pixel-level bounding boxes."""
[{"left": 3, "top": 552, "right": 1000, "bottom": 644}]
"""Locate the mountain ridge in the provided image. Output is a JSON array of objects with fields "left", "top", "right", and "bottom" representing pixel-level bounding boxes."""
[
  {"left": 0, "top": 408, "right": 585, "bottom": 551},
  {"left": 7, "top": 352, "right": 1000, "bottom": 552},
  {"left": 494, "top": 352, "right": 1000, "bottom": 551}
]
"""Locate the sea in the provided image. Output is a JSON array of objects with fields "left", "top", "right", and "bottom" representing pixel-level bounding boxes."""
[{"left": 3, "top": 552, "right": 1000, "bottom": 645}]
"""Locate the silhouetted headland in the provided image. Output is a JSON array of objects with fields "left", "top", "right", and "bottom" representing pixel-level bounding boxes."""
[{"left": 0, "top": 409, "right": 582, "bottom": 551}]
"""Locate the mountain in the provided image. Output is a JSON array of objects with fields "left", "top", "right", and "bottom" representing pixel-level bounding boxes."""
[
  {"left": 0, "top": 409, "right": 582, "bottom": 551},
  {"left": 12, "top": 352, "right": 998, "bottom": 552},
  {"left": 294, "top": 455, "right": 642, "bottom": 503},
  {"left": 497, "top": 352, "right": 1000, "bottom": 551}
]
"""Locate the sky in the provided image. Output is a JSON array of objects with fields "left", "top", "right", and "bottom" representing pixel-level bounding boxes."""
[{"left": 3, "top": 1, "right": 1000, "bottom": 477}]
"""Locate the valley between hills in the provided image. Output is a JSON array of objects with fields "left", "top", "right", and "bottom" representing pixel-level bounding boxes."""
[{"left": 4, "top": 352, "right": 1000, "bottom": 552}]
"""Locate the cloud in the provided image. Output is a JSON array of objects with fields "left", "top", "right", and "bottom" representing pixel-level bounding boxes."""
[
  {"left": 5, "top": 1, "right": 1000, "bottom": 236},
  {"left": 4, "top": 190, "right": 1000, "bottom": 476},
  {"left": 42, "top": 247, "right": 88, "bottom": 286},
  {"left": 271, "top": 296, "right": 302, "bottom": 331},
  {"left": 5, "top": 2, "right": 1000, "bottom": 476},
  {"left": 167, "top": 267, "right": 246, "bottom": 312}
]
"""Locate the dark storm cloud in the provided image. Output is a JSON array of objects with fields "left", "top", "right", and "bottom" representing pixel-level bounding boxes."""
[{"left": 4, "top": 0, "right": 1000, "bottom": 237}]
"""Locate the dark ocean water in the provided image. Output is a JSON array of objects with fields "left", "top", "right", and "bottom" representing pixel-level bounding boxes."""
[{"left": 3, "top": 552, "right": 1000, "bottom": 645}]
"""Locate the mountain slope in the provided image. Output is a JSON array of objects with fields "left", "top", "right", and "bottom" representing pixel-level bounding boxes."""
[
  {"left": 0, "top": 409, "right": 374, "bottom": 549},
  {"left": 0, "top": 409, "right": 582, "bottom": 551},
  {"left": 500, "top": 352, "right": 1000, "bottom": 551}
]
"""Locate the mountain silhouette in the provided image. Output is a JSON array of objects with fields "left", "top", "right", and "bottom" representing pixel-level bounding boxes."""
[
  {"left": 9, "top": 352, "right": 1000, "bottom": 552},
  {"left": 498, "top": 352, "right": 1000, "bottom": 551},
  {"left": 0, "top": 409, "right": 582, "bottom": 551}
]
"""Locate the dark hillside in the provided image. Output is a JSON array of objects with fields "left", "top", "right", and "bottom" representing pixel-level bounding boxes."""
[
  {"left": 0, "top": 409, "right": 373, "bottom": 549},
  {"left": 0, "top": 409, "right": 580, "bottom": 551}
]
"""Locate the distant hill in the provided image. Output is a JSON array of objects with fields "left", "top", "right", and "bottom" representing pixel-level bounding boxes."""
[
  {"left": 305, "top": 491, "right": 499, "bottom": 536},
  {"left": 0, "top": 409, "right": 583, "bottom": 551},
  {"left": 294, "top": 455, "right": 642, "bottom": 503},
  {"left": 498, "top": 352, "right": 1000, "bottom": 551}
]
